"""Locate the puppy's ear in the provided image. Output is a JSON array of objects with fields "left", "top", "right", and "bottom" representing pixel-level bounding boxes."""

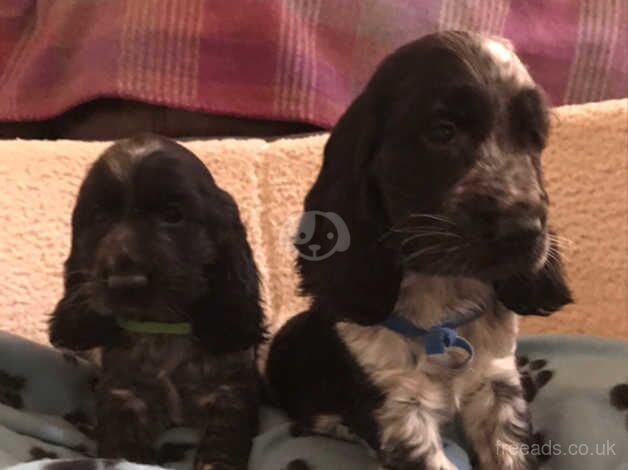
[
  {"left": 49, "top": 267, "right": 123, "bottom": 350},
  {"left": 191, "top": 191, "right": 266, "bottom": 354},
  {"left": 495, "top": 234, "right": 573, "bottom": 315},
  {"left": 298, "top": 89, "right": 402, "bottom": 325}
]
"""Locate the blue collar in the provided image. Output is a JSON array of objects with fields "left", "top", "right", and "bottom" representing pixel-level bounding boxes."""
[{"left": 381, "top": 306, "right": 482, "bottom": 363}]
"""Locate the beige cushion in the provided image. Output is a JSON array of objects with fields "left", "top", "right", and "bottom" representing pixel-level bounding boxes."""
[{"left": 0, "top": 99, "right": 626, "bottom": 343}]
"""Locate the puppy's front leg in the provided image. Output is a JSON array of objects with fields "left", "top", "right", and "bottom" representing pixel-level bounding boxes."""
[
  {"left": 460, "top": 356, "right": 536, "bottom": 470},
  {"left": 194, "top": 384, "right": 258, "bottom": 470},
  {"left": 373, "top": 379, "right": 456, "bottom": 470},
  {"left": 95, "top": 381, "right": 166, "bottom": 464}
]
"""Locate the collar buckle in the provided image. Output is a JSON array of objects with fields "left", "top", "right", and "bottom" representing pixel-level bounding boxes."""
[{"left": 381, "top": 310, "right": 480, "bottom": 363}]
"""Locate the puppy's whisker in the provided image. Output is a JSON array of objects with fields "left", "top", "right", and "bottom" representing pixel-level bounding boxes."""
[
  {"left": 549, "top": 233, "right": 575, "bottom": 256},
  {"left": 406, "top": 214, "right": 456, "bottom": 225},
  {"left": 397, "top": 226, "right": 460, "bottom": 234},
  {"left": 545, "top": 249, "right": 568, "bottom": 279},
  {"left": 549, "top": 233, "right": 573, "bottom": 245},
  {"left": 390, "top": 224, "right": 457, "bottom": 236},
  {"left": 403, "top": 241, "right": 465, "bottom": 264},
  {"left": 547, "top": 241, "right": 570, "bottom": 263},
  {"left": 430, "top": 244, "right": 466, "bottom": 271},
  {"left": 401, "top": 232, "right": 462, "bottom": 246}
]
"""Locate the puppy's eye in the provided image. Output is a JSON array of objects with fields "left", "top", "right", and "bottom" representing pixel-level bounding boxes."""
[
  {"left": 425, "top": 120, "right": 457, "bottom": 145},
  {"left": 160, "top": 205, "right": 184, "bottom": 225}
]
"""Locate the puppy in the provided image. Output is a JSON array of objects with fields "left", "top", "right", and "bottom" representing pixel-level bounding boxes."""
[
  {"left": 267, "top": 32, "right": 572, "bottom": 470},
  {"left": 49, "top": 135, "right": 265, "bottom": 469}
]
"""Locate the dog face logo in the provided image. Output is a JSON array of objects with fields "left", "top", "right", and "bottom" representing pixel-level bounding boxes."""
[{"left": 294, "top": 211, "right": 350, "bottom": 261}]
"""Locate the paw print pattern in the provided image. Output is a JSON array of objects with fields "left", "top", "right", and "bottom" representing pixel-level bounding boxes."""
[
  {"left": 283, "top": 459, "right": 314, "bottom": 470},
  {"left": 0, "top": 369, "right": 26, "bottom": 409},
  {"left": 609, "top": 382, "right": 628, "bottom": 432},
  {"left": 29, "top": 446, "right": 59, "bottom": 461},
  {"left": 530, "top": 430, "right": 552, "bottom": 464},
  {"left": 64, "top": 410, "right": 95, "bottom": 438},
  {"left": 516, "top": 356, "right": 554, "bottom": 402}
]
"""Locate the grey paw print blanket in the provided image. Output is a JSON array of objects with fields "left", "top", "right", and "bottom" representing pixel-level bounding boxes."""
[{"left": 0, "top": 331, "right": 626, "bottom": 470}]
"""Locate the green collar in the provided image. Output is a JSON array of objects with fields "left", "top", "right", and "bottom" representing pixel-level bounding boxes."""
[{"left": 116, "top": 317, "right": 192, "bottom": 335}]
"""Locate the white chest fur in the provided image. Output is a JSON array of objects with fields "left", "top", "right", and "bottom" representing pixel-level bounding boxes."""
[
  {"left": 335, "top": 273, "right": 521, "bottom": 469},
  {"left": 336, "top": 273, "right": 516, "bottom": 406}
]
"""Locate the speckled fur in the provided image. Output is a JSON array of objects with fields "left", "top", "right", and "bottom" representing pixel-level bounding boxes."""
[
  {"left": 96, "top": 336, "right": 258, "bottom": 468},
  {"left": 49, "top": 135, "right": 265, "bottom": 470},
  {"left": 337, "top": 273, "right": 531, "bottom": 469}
]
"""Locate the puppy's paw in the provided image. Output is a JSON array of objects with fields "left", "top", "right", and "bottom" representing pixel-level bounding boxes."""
[
  {"left": 380, "top": 449, "right": 455, "bottom": 470},
  {"left": 97, "top": 418, "right": 157, "bottom": 464},
  {"left": 516, "top": 356, "right": 554, "bottom": 403}
]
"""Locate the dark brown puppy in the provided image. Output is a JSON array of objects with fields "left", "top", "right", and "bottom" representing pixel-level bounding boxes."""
[
  {"left": 267, "top": 32, "right": 571, "bottom": 470},
  {"left": 49, "top": 134, "right": 265, "bottom": 469}
]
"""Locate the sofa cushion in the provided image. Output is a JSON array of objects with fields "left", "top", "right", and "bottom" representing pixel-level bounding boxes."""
[{"left": 0, "top": 99, "right": 626, "bottom": 342}]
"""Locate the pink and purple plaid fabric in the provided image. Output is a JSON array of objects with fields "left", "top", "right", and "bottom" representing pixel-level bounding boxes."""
[{"left": 0, "top": 0, "right": 625, "bottom": 128}]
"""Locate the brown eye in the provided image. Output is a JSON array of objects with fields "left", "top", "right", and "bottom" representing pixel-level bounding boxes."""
[
  {"left": 426, "top": 120, "right": 457, "bottom": 145},
  {"left": 160, "top": 204, "right": 184, "bottom": 225}
]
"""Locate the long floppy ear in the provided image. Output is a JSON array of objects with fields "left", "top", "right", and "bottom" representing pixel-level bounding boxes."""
[
  {"left": 191, "top": 190, "right": 266, "bottom": 354},
  {"left": 297, "top": 89, "right": 402, "bottom": 325},
  {"left": 495, "top": 234, "right": 573, "bottom": 315},
  {"left": 49, "top": 262, "right": 123, "bottom": 351},
  {"left": 49, "top": 197, "right": 124, "bottom": 350}
]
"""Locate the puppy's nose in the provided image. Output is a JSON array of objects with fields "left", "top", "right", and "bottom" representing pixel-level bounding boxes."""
[
  {"left": 102, "top": 250, "right": 148, "bottom": 289},
  {"left": 495, "top": 216, "right": 543, "bottom": 245}
]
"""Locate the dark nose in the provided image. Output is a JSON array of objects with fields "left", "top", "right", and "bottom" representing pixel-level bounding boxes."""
[
  {"left": 460, "top": 194, "right": 545, "bottom": 244},
  {"left": 98, "top": 226, "right": 148, "bottom": 289},
  {"left": 104, "top": 250, "right": 148, "bottom": 289},
  {"left": 494, "top": 215, "right": 543, "bottom": 245}
]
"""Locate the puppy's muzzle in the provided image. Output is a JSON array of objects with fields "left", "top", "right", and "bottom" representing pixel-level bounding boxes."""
[
  {"left": 492, "top": 213, "right": 544, "bottom": 247},
  {"left": 96, "top": 224, "right": 149, "bottom": 291},
  {"left": 456, "top": 193, "right": 546, "bottom": 248}
]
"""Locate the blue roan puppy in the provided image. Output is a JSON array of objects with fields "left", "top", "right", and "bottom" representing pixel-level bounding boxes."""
[{"left": 267, "top": 31, "right": 572, "bottom": 470}]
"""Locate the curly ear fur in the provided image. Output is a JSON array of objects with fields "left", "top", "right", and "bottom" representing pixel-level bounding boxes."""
[
  {"left": 495, "top": 234, "right": 573, "bottom": 315},
  {"left": 49, "top": 270, "right": 124, "bottom": 350},
  {"left": 297, "top": 91, "right": 401, "bottom": 325},
  {"left": 191, "top": 189, "right": 266, "bottom": 354}
]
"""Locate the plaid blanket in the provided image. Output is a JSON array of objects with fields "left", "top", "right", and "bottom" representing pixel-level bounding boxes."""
[{"left": 0, "top": 0, "right": 625, "bottom": 128}]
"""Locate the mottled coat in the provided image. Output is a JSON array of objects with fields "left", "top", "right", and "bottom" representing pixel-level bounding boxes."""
[
  {"left": 49, "top": 135, "right": 265, "bottom": 470},
  {"left": 267, "top": 32, "right": 572, "bottom": 470}
]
